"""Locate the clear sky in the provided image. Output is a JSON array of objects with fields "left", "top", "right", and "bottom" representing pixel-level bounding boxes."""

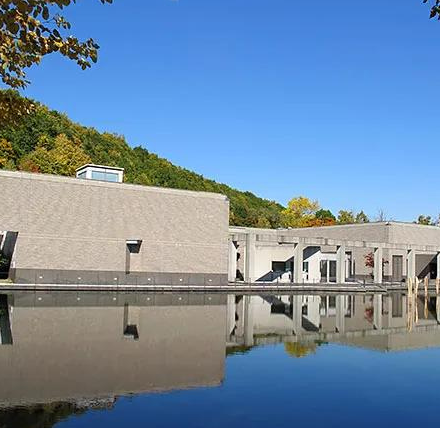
[{"left": 21, "top": 0, "right": 440, "bottom": 221}]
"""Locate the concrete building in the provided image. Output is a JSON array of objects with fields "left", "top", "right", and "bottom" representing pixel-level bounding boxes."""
[
  {"left": 229, "top": 223, "right": 440, "bottom": 284},
  {"left": 3, "top": 167, "right": 440, "bottom": 287},
  {"left": 0, "top": 169, "right": 229, "bottom": 285}
]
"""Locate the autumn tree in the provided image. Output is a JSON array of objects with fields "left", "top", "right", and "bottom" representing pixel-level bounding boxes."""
[
  {"left": 364, "top": 251, "right": 389, "bottom": 278},
  {"left": 0, "top": 88, "right": 35, "bottom": 126},
  {"left": 284, "top": 342, "right": 317, "bottom": 358},
  {"left": 337, "top": 210, "right": 355, "bottom": 225},
  {"left": 0, "top": 138, "right": 15, "bottom": 168},
  {"left": 312, "top": 209, "right": 336, "bottom": 226},
  {"left": 0, "top": 0, "right": 113, "bottom": 89},
  {"left": 281, "top": 196, "right": 320, "bottom": 228},
  {"left": 19, "top": 133, "right": 91, "bottom": 175},
  {"left": 424, "top": 0, "right": 440, "bottom": 19}
]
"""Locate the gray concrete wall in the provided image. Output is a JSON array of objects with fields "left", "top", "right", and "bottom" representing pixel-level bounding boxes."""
[
  {"left": 389, "top": 223, "right": 440, "bottom": 246},
  {"left": 231, "top": 222, "right": 440, "bottom": 246},
  {"left": 0, "top": 170, "right": 229, "bottom": 284}
]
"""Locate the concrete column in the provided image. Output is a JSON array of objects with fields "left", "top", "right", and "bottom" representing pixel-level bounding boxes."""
[
  {"left": 226, "top": 294, "right": 236, "bottom": 339},
  {"left": 243, "top": 296, "right": 254, "bottom": 346},
  {"left": 336, "top": 244, "right": 346, "bottom": 284},
  {"left": 228, "top": 240, "right": 238, "bottom": 282},
  {"left": 245, "top": 233, "right": 256, "bottom": 283},
  {"left": 407, "top": 249, "right": 416, "bottom": 281},
  {"left": 373, "top": 294, "right": 383, "bottom": 330},
  {"left": 235, "top": 296, "right": 245, "bottom": 340},
  {"left": 373, "top": 247, "right": 383, "bottom": 284},
  {"left": 436, "top": 296, "right": 440, "bottom": 324},
  {"left": 291, "top": 295, "right": 303, "bottom": 336},
  {"left": 335, "top": 295, "right": 345, "bottom": 333},
  {"left": 437, "top": 252, "right": 440, "bottom": 280},
  {"left": 293, "top": 240, "right": 304, "bottom": 283}
]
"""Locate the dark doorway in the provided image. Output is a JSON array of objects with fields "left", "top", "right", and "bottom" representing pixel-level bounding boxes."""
[
  {"left": 0, "top": 294, "right": 13, "bottom": 344},
  {"left": 0, "top": 232, "right": 18, "bottom": 280},
  {"left": 392, "top": 255, "right": 403, "bottom": 282}
]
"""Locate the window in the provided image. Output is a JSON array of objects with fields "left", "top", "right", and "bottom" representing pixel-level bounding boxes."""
[
  {"left": 91, "top": 171, "right": 119, "bottom": 182},
  {"left": 320, "top": 260, "right": 328, "bottom": 283},
  {"left": 272, "top": 261, "right": 286, "bottom": 272},
  {"left": 126, "top": 240, "right": 142, "bottom": 274},
  {"left": 329, "top": 260, "right": 337, "bottom": 283},
  {"left": 303, "top": 261, "right": 309, "bottom": 273},
  {"left": 391, "top": 293, "right": 403, "bottom": 318}
]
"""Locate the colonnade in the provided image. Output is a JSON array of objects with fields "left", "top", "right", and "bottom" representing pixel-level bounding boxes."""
[{"left": 228, "top": 231, "right": 440, "bottom": 285}]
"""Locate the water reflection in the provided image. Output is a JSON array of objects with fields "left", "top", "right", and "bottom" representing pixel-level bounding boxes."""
[
  {"left": 1, "top": 291, "right": 440, "bottom": 427},
  {"left": 227, "top": 293, "right": 440, "bottom": 353}
]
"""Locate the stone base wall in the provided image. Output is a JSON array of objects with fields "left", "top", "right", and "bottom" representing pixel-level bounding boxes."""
[{"left": 10, "top": 269, "right": 228, "bottom": 286}]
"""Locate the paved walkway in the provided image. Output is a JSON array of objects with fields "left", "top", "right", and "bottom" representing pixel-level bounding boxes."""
[{"left": 0, "top": 281, "right": 434, "bottom": 294}]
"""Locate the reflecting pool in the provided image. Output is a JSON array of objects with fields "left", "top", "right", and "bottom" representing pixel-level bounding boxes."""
[{"left": 1, "top": 291, "right": 440, "bottom": 427}]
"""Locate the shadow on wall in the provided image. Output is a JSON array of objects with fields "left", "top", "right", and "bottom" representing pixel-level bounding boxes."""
[{"left": 0, "top": 232, "right": 18, "bottom": 280}]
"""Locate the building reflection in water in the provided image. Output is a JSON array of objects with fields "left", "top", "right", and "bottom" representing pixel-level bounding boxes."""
[
  {"left": 1, "top": 290, "right": 440, "bottom": 427},
  {"left": 226, "top": 292, "right": 440, "bottom": 352},
  {"left": 0, "top": 292, "right": 227, "bottom": 410}
]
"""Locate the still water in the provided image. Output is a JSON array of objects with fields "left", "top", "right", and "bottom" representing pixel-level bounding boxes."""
[{"left": 1, "top": 291, "right": 440, "bottom": 428}]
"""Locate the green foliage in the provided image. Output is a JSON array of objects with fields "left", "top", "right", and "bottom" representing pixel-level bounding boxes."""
[
  {"left": 337, "top": 210, "right": 370, "bottom": 225},
  {"left": 19, "top": 133, "right": 91, "bottom": 175},
  {"left": 0, "top": 91, "right": 284, "bottom": 228},
  {"left": 0, "top": 89, "right": 36, "bottom": 127},
  {"left": 0, "top": 0, "right": 112, "bottom": 89},
  {"left": 315, "top": 209, "right": 336, "bottom": 222},
  {"left": 424, "top": 0, "right": 440, "bottom": 19},
  {"left": 337, "top": 210, "right": 355, "bottom": 224},
  {"left": 355, "top": 210, "right": 369, "bottom": 224},
  {"left": 0, "top": 137, "right": 15, "bottom": 168},
  {"left": 416, "top": 215, "right": 438, "bottom": 226}
]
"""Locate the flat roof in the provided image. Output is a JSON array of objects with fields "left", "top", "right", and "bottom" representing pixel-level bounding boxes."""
[
  {"left": 0, "top": 169, "right": 228, "bottom": 201},
  {"left": 75, "top": 164, "right": 125, "bottom": 172},
  {"left": 230, "top": 221, "right": 440, "bottom": 233}
]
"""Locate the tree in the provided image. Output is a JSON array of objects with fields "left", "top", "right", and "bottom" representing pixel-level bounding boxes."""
[
  {"left": 281, "top": 196, "right": 320, "bottom": 228},
  {"left": 355, "top": 210, "right": 369, "bottom": 224},
  {"left": 315, "top": 209, "right": 336, "bottom": 222},
  {"left": 284, "top": 342, "right": 317, "bottom": 358},
  {"left": 375, "top": 209, "right": 390, "bottom": 222},
  {"left": 424, "top": 0, "right": 440, "bottom": 19},
  {"left": 19, "top": 133, "right": 91, "bottom": 175},
  {"left": 255, "top": 216, "right": 271, "bottom": 228},
  {"left": 364, "top": 252, "right": 389, "bottom": 278},
  {"left": 0, "top": 89, "right": 35, "bottom": 126},
  {"left": 313, "top": 209, "right": 336, "bottom": 226},
  {"left": 337, "top": 210, "right": 355, "bottom": 225},
  {"left": 0, "top": 0, "right": 113, "bottom": 89},
  {"left": 416, "top": 215, "right": 436, "bottom": 226},
  {"left": 0, "top": 137, "right": 15, "bottom": 168}
]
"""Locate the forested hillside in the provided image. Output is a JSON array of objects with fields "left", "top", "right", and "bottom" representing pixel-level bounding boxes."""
[{"left": 0, "top": 91, "right": 283, "bottom": 228}]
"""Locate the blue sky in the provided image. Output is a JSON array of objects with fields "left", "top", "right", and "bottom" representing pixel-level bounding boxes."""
[{"left": 20, "top": 0, "right": 440, "bottom": 221}]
